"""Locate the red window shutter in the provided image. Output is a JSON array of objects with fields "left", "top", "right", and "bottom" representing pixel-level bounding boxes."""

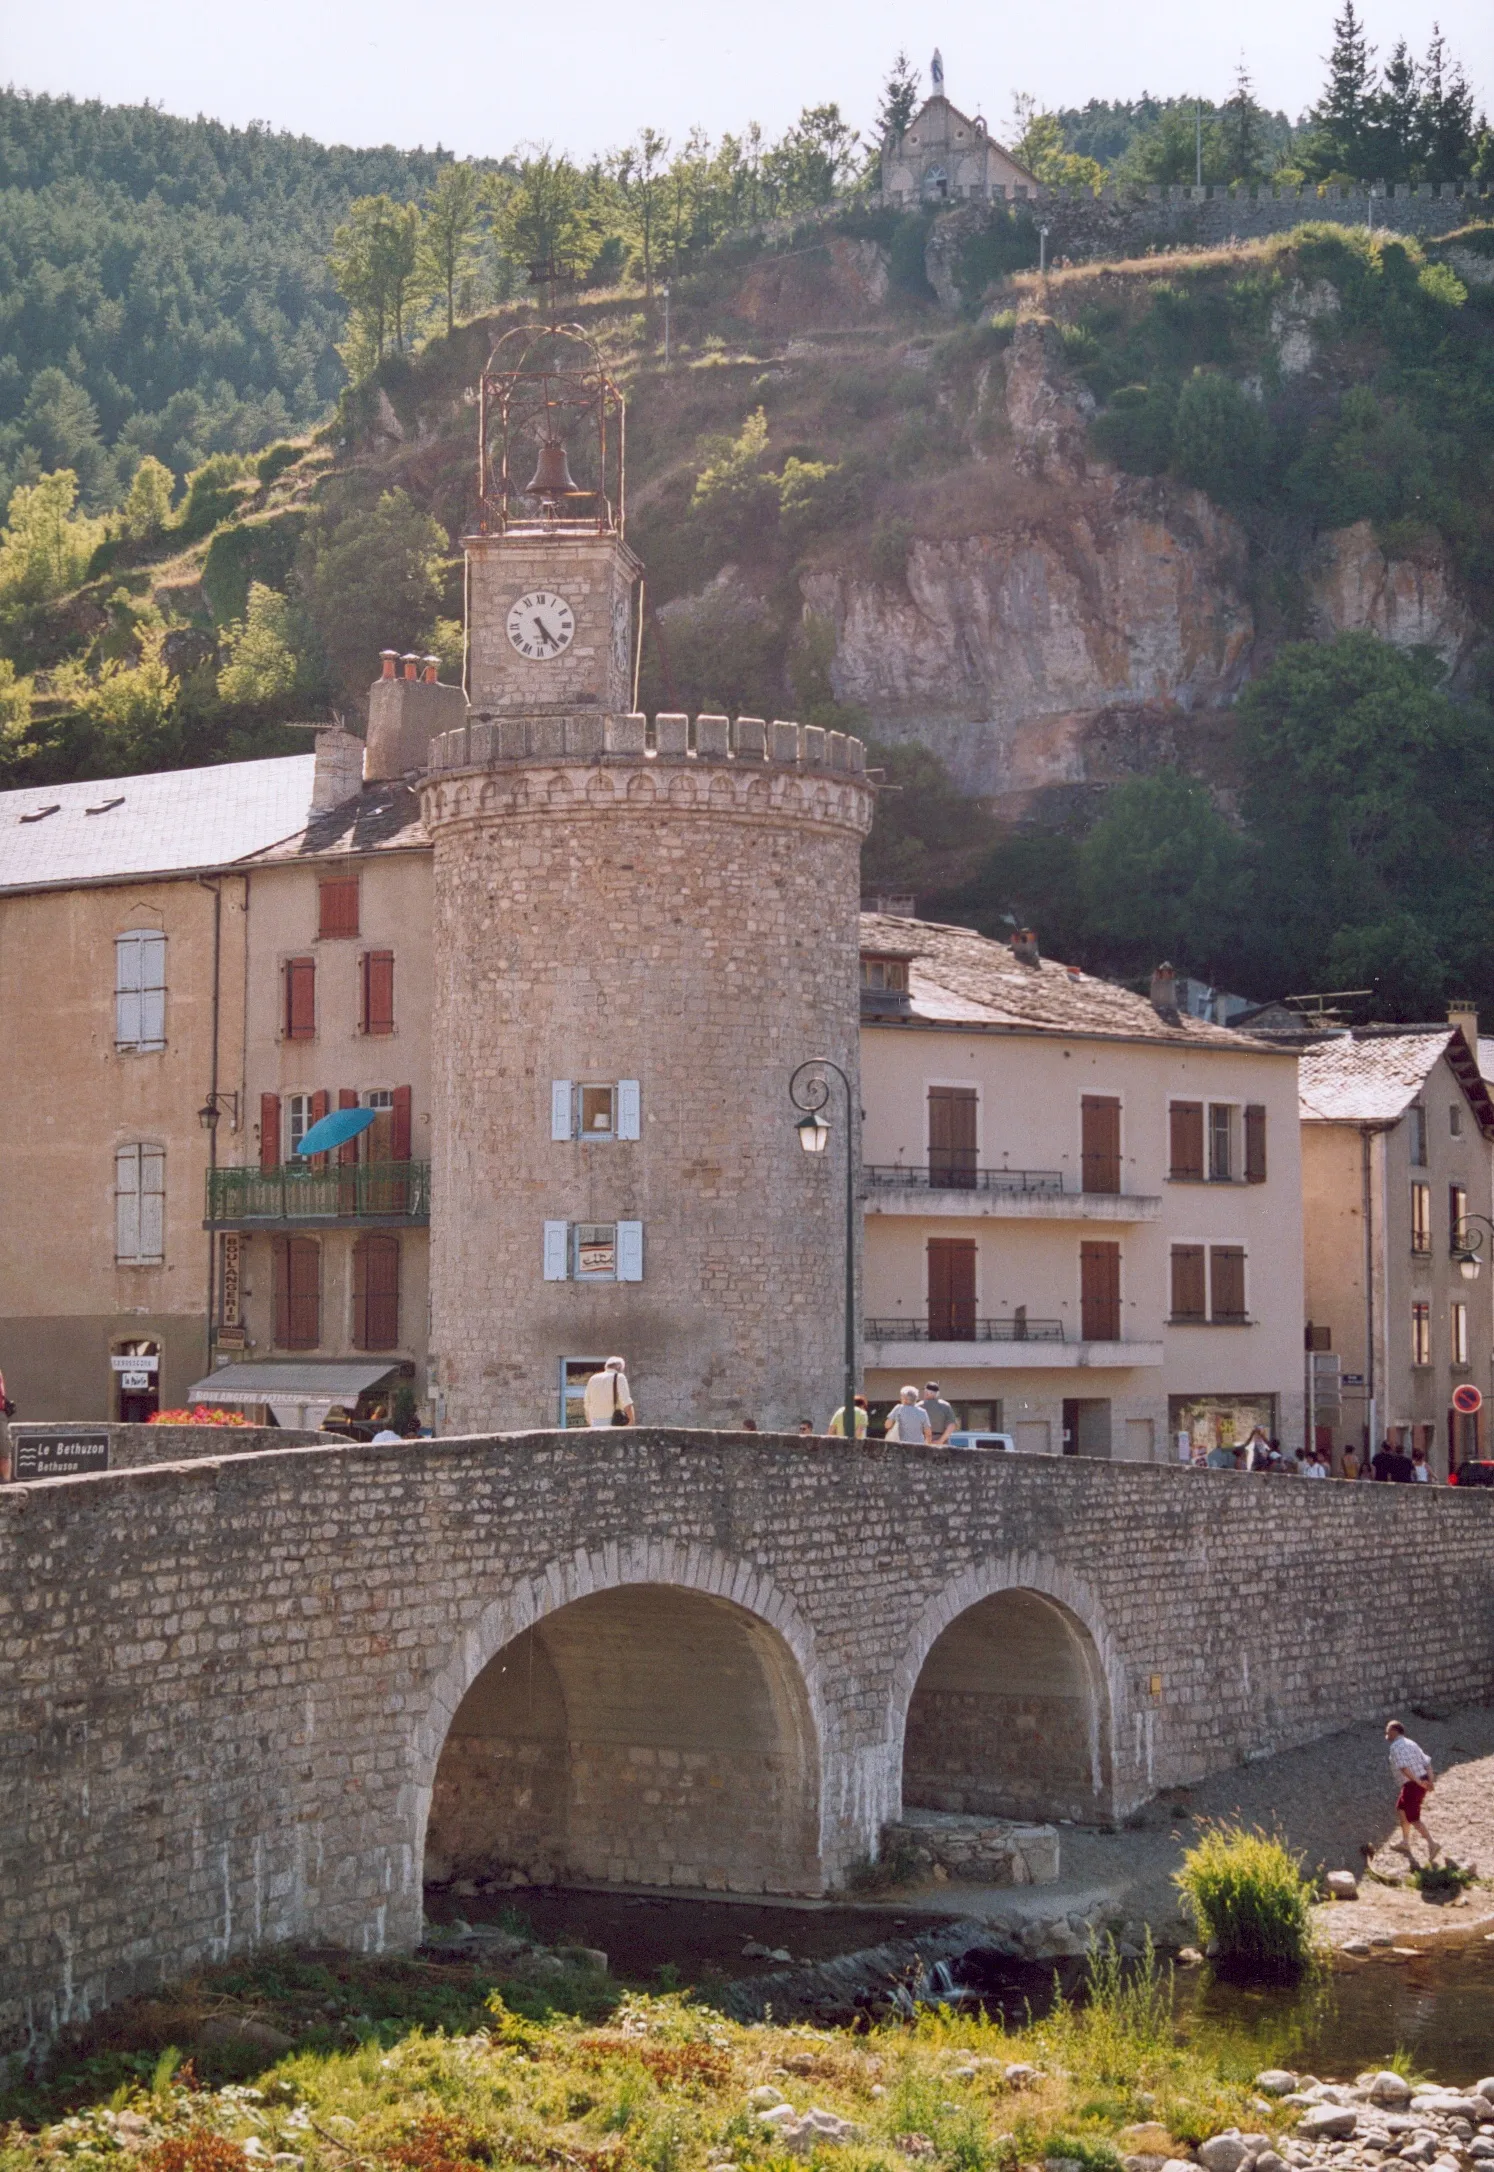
[
  {"left": 260, "top": 1092, "right": 281, "bottom": 1173},
  {"left": 274, "top": 1234, "right": 320, "bottom": 1349},
  {"left": 1170, "top": 1244, "right": 1206, "bottom": 1320},
  {"left": 362, "top": 950, "right": 395, "bottom": 1036},
  {"left": 1169, "top": 1102, "right": 1204, "bottom": 1181},
  {"left": 392, "top": 1084, "right": 412, "bottom": 1163},
  {"left": 285, "top": 957, "right": 316, "bottom": 1039},
  {"left": 318, "top": 878, "right": 359, "bottom": 939},
  {"left": 1080, "top": 1241, "right": 1121, "bottom": 1342},
  {"left": 1244, "top": 1104, "right": 1267, "bottom": 1183},
  {"left": 927, "top": 1239, "right": 976, "bottom": 1339},
  {"left": 1081, "top": 1096, "right": 1122, "bottom": 1194},
  {"left": 927, "top": 1087, "right": 977, "bottom": 1187},
  {"left": 1210, "top": 1246, "right": 1247, "bottom": 1321},
  {"left": 337, "top": 1087, "right": 360, "bottom": 1167},
  {"left": 354, "top": 1234, "right": 400, "bottom": 1350}
]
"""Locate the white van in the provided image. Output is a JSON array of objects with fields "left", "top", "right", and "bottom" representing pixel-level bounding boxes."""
[{"left": 947, "top": 1430, "right": 1018, "bottom": 1453}]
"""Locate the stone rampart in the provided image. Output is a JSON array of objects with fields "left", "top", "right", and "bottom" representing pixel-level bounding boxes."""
[
  {"left": 6, "top": 1431, "right": 1494, "bottom": 2069},
  {"left": 5, "top": 1423, "right": 331, "bottom": 1476}
]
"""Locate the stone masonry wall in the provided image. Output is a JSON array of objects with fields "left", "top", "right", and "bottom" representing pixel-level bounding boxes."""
[
  {"left": 6, "top": 1430, "right": 1494, "bottom": 2071},
  {"left": 4, "top": 1424, "right": 330, "bottom": 1476}
]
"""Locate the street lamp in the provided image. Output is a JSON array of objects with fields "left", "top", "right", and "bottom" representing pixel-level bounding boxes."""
[
  {"left": 789, "top": 1060, "right": 858, "bottom": 1438},
  {"left": 1453, "top": 1215, "right": 1494, "bottom": 1280}
]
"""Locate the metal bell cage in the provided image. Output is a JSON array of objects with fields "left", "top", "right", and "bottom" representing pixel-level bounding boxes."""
[{"left": 476, "top": 322, "right": 625, "bottom": 537}]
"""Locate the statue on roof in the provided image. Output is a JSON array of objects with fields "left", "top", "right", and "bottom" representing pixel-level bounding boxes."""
[{"left": 931, "top": 47, "right": 944, "bottom": 96}]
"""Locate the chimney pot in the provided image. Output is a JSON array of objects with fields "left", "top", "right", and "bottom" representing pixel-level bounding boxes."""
[
  {"left": 401, "top": 652, "right": 420, "bottom": 680},
  {"left": 422, "top": 657, "right": 440, "bottom": 684},
  {"left": 1011, "top": 928, "right": 1040, "bottom": 967},
  {"left": 1151, "top": 962, "right": 1180, "bottom": 1017},
  {"left": 379, "top": 649, "right": 399, "bottom": 679}
]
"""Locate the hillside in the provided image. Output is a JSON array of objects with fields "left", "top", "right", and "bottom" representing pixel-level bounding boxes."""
[{"left": 3, "top": 204, "right": 1494, "bottom": 1015}]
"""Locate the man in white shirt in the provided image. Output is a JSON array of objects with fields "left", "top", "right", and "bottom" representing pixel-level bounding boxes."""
[
  {"left": 885, "top": 1386, "right": 932, "bottom": 1444},
  {"left": 1385, "top": 1719, "right": 1440, "bottom": 1862},
  {"left": 583, "top": 1356, "right": 635, "bottom": 1427}
]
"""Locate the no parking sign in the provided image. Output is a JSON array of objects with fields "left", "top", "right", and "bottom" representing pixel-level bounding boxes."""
[{"left": 1453, "top": 1383, "right": 1483, "bottom": 1416}]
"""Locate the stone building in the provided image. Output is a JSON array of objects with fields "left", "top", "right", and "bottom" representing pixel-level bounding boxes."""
[
  {"left": 879, "top": 88, "right": 1036, "bottom": 207},
  {"left": 859, "top": 916, "right": 1305, "bottom": 1458}
]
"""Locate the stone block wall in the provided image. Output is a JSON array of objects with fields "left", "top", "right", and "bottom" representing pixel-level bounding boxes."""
[
  {"left": 5, "top": 1423, "right": 330, "bottom": 1477},
  {"left": 6, "top": 1431, "right": 1494, "bottom": 2073}
]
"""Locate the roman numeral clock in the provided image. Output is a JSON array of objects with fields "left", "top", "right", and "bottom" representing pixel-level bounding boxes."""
[{"left": 507, "top": 590, "right": 575, "bottom": 661}]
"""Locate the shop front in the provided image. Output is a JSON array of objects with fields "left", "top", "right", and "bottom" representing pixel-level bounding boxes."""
[{"left": 1169, "top": 1393, "right": 1278, "bottom": 1465}]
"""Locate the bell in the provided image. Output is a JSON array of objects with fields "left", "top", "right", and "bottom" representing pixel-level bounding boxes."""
[{"left": 525, "top": 437, "right": 580, "bottom": 499}]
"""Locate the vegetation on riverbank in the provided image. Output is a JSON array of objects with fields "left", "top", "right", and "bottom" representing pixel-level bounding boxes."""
[{"left": 1174, "top": 1828, "right": 1318, "bottom": 1984}]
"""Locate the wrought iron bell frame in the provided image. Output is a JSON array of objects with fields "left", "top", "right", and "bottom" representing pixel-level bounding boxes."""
[{"left": 477, "top": 321, "right": 625, "bottom": 538}]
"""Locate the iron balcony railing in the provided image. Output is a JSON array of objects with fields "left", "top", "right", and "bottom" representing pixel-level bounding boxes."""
[
  {"left": 864, "top": 1164, "right": 1066, "bottom": 1195},
  {"left": 206, "top": 1162, "right": 432, "bottom": 1224},
  {"left": 865, "top": 1315, "right": 1066, "bottom": 1344}
]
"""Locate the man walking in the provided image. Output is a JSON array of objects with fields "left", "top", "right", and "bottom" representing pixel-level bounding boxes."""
[
  {"left": 885, "top": 1386, "right": 933, "bottom": 1444},
  {"left": 582, "top": 1355, "right": 634, "bottom": 1427},
  {"left": 1385, "top": 1719, "right": 1440, "bottom": 1863},
  {"left": 919, "top": 1380, "right": 958, "bottom": 1444},
  {"left": 827, "top": 1394, "right": 869, "bottom": 1438}
]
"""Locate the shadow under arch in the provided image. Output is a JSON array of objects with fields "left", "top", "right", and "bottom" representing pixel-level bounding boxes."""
[
  {"left": 410, "top": 1545, "right": 826, "bottom": 1896},
  {"left": 892, "top": 1562, "right": 1118, "bottom": 1826}
]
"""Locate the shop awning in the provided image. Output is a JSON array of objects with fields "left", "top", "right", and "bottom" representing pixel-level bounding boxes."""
[{"left": 186, "top": 1360, "right": 400, "bottom": 1423}]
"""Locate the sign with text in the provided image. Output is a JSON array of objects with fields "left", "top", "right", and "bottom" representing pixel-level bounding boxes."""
[
  {"left": 110, "top": 1354, "right": 158, "bottom": 1373},
  {"left": 11, "top": 1429, "right": 110, "bottom": 1480}
]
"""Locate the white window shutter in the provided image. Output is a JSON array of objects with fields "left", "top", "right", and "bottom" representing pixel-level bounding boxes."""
[
  {"left": 543, "top": 1220, "right": 570, "bottom": 1280},
  {"left": 617, "top": 1079, "right": 641, "bottom": 1139},
  {"left": 551, "top": 1080, "right": 573, "bottom": 1140},
  {"left": 617, "top": 1220, "right": 644, "bottom": 1282},
  {"left": 141, "top": 934, "right": 166, "bottom": 1047},
  {"left": 115, "top": 934, "right": 142, "bottom": 1047},
  {"left": 139, "top": 1147, "right": 165, "bottom": 1262},
  {"left": 116, "top": 1147, "right": 140, "bottom": 1262}
]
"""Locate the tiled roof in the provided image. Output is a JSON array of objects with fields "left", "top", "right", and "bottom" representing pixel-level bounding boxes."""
[
  {"left": 0, "top": 755, "right": 317, "bottom": 893},
  {"left": 248, "top": 778, "right": 425, "bottom": 862},
  {"left": 1298, "top": 1026, "right": 1494, "bottom": 1136},
  {"left": 858, "top": 913, "right": 1284, "bottom": 1051}
]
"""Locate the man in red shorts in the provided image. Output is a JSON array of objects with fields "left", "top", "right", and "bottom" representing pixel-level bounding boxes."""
[{"left": 1385, "top": 1719, "right": 1440, "bottom": 1862}]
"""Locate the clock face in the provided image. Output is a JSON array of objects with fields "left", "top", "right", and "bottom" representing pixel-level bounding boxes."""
[{"left": 507, "top": 590, "right": 576, "bottom": 660}]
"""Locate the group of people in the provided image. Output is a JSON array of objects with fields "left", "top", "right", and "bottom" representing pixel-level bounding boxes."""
[
  {"left": 824, "top": 1382, "right": 957, "bottom": 1444},
  {"left": 1191, "top": 1424, "right": 1439, "bottom": 1480}
]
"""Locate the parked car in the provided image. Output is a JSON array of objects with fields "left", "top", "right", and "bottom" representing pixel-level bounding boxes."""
[
  {"left": 948, "top": 1430, "right": 1018, "bottom": 1453},
  {"left": 1450, "top": 1460, "right": 1494, "bottom": 1487}
]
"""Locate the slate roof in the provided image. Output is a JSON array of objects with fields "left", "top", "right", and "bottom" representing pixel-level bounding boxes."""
[
  {"left": 1298, "top": 1026, "right": 1494, "bottom": 1137},
  {"left": 0, "top": 755, "right": 318, "bottom": 894},
  {"left": 858, "top": 913, "right": 1285, "bottom": 1052},
  {"left": 247, "top": 778, "right": 426, "bottom": 862}
]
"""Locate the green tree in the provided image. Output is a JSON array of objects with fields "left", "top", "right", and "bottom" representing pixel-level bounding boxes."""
[
  {"left": 121, "top": 455, "right": 175, "bottom": 540},
  {"left": 52, "top": 629, "right": 180, "bottom": 769},
  {"left": 1010, "top": 96, "right": 1106, "bottom": 191},
  {"left": 1076, "top": 770, "right": 1245, "bottom": 976},
  {"left": 0, "top": 656, "right": 34, "bottom": 747},
  {"left": 217, "top": 583, "right": 305, "bottom": 707},
  {"left": 762, "top": 105, "right": 860, "bottom": 213},
  {"left": 1171, "top": 370, "right": 1269, "bottom": 505},
  {"left": 1218, "top": 62, "right": 1270, "bottom": 182},
  {"left": 860, "top": 737, "right": 993, "bottom": 899},
  {"left": 418, "top": 162, "right": 485, "bottom": 336},
  {"left": 0, "top": 469, "right": 105, "bottom": 613},
  {"left": 302, "top": 489, "right": 449, "bottom": 698},
  {"left": 329, "top": 194, "right": 421, "bottom": 367},
  {"left": 875, "top": 52, "right": 921, "bottom": 145},
  {"left": 690, "top": 408, "right": 778, "bottom": 539},
  {"left": 1307, "top": 0, "right": 1380, "bottom": 177},
  {"left": 490, "top": 150, "right": 589, "bottom": 276},
  {"left": 1416, "top": 26, "right": 1481, "bottom": 184},
  {"left": 609, "top": 128, "right": 669, "bottom": 297},
  {"left": 19, "top": 368, "right": 107, "bottom": 501}
]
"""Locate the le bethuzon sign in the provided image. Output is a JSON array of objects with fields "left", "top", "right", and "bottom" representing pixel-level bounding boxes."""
[{"left": 10, "top": 1429, "right": 111, "bottom": 1480}]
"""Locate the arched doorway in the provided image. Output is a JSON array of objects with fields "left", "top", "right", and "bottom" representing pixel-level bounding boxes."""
[
  {"left": 902, "top": 1589, "right": 1111, "bottom": 1824},
  {"left": 426, "top": 1584, "right": 822, "bottom": 1894}
]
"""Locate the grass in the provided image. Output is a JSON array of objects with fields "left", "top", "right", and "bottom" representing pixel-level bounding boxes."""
[
  {"left": 1173, "top": 1826, "right": 1318, "bottom": 1984},
  {"left": 1410, "top": 1859, "right": 1479, "bottom": 1903}
]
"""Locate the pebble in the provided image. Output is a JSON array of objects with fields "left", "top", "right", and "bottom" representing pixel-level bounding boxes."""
[
  {"left": 1259, "top": 2075, "right": 1300, "bottom": 2098},
  {"left": 747, "top": 2086, "right": 787, "bottom": 2110}
]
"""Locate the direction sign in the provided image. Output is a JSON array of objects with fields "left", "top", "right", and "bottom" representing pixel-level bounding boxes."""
[{"left": 10, "top": 1429, "right": 110, "bottom": 1480}]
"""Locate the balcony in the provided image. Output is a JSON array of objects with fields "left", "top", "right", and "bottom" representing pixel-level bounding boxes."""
[
  {"left": 864, "top": 1315, "right": 1163, "bottom": 1370},
  {"left": 866, "top": 1314, "right": 1066, "bottom": 1343},
  {"left": 205, "top": 1162, "right": 431, "bottom": 1229},
  {"left": 863, "top": 1166, "right": 1160, "bottom": 1223}
]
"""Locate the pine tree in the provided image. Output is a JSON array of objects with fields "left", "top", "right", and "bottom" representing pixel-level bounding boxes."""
[
  {"left": 1418, "top": 25, "right": 1480, "bottom": 183},
  {"left": 1310, "top": 0, "right": 1378, "bottom": 178},
  {"left": 876, "top": 52, "right": 920, "bottom": 144},
  {"left": 1379, "top": 41, "right": 1421, "bottom": 184},
  {"left": 1218, "top": 61, "right": 1268, "bottom": 182}
]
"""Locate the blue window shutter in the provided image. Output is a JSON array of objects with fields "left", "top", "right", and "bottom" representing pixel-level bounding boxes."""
[
  {"left": 617, "top": 1220, "right": 644, "bottom": 1282},
  {"left": 617, "top": 1079, "right": 641, "bottom": 1139},
  {"left": 543, "top": 1220, "right": 569, "bottom": 1279},
  {"left": 551, "top": 1080, "right": 573, "bottom": 1140}
]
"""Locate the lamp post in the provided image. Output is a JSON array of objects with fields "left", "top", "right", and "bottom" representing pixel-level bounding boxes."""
[
  {"left": 1453, "top": 1215, "right": 1494, "bottom": 1280},
  {"left": 198, "top": 1091, "right": 240, "bottom": 1365},
  {"left": 789, "top": 1059, "right": 858, "bottom": 1435}
]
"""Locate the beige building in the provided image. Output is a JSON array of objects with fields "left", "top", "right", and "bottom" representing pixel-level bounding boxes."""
[
  {"left": 879, "top": 89, "right": 1037, "bottom": 207},
  {"left": 859, "top": 917, "right": 1305, "bottom": 1459},
  {"left": 1298, "top": 1021, "right": 1494, "bottom": 1476}
]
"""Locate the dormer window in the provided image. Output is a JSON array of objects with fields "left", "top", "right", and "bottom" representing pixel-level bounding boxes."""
[{"left": 861, "top": 953, "right": 913, "bottom": 1016}]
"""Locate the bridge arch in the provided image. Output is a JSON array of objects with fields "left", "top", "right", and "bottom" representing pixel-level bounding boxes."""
[
  {"left": 890, "top": 1557, "right": 1120, "bottom": 1826},
  {"left": 410, "top": 1541, "right": 826, "bottom": 1895}
]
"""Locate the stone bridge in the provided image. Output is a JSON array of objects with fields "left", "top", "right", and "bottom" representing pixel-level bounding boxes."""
[{"left": 7, "top": 1430, "right": 1494, "bottom": 2067}]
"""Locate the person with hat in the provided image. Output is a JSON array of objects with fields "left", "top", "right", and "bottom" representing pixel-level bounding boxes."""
[{"left": 919, "top": 1381, "right": 957, "bottom": 1444}]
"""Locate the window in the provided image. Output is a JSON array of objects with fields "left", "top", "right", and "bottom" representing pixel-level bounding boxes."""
[
  {"left": 1451, "top": 1103, "right": 1463, "bottom": 1139},
  {"left": 1409, "top": 1104, "right": 1428, "bottom": 1166},
  {"left": 1411, "top": 1300, "right": 1431, "bottom": 1367},
  {"left": 1450, "top": 1184, "right": 1468, "bottom": 1254},
  {"left": 1411, "top": 1182, "right": 1432, "bottom": 1254},
  {"left": 115, "top": 930, "right": 166, "bottom": 1051},
  {"left": 115, "top": 1144, "right": 165, "bottom": 1264},
  {"left": 273, "top": 1235, "right": 321, "bottom": 1348},
  {"left": 1244, "top": 1104, "right": 1267, "bottom": 1183},
  {"left": 860, "top": 955, "right": 909, "bottom": 993},
  {"left": 1081, "top": 1095, "right": 1121, "bottom": 1194},
  {"left": 1080, "top": 1241, "right": 1121, "bottom": 1342},
  {"left": 1170, "top": 1244, "right": 1206, "bottom": 1321},
  {"left": 361, "top": 950, "right": 395, "bottom": 1035},
  {"left": 1169, "top": 1101, "right": 1204, "bottom": 1181},
  {"left": 284, "top": 956, "right": 316, "bottom": 1039},
  {"left": 1209, "top": 1245, "right": 1247, "bottom": 1322},
  {"left": 1208, "top": 1103, "right": 1234, "bottom": 1181},
  {"left": 542, "top": 1219, "right": 644, "bottom": 1281},
  {"left": 928, "top": 1238, "right": 976, "bottom": 1339},
  {"left": 286, "top": 1093, "right": 315, "bottom": 1158},
  {"left": 1452, "top": 1301, "right": 1469, "bottom": 1367},
  {"left": 551, "top": 1080, "right": 641, "bottom": 1141},
  {"left": 318, "top": 878, "right": 359, "bottom": 939},
  {"left": 353, "top": 1234, "right": 400, "bottom": 1350},
  {"left": 361, "top": 1087, "right": 394, "bottom": 1160},
  {"left": 928, "top": 1086, "right": 977, "bottom": 1187}
]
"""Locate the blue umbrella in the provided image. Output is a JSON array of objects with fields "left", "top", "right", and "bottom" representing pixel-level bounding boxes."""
[{"left": 296, "top": 1106, "right": 378, "bottom": 1157}]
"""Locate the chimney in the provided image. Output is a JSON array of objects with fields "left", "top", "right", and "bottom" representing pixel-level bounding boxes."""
[
  {"left": 422, "top": 655, "right": 440, "bottom": 685},
  {"left": 1449, "top": 1000, "right": 1479, "bottom": 1052},
  {"left": 1011, "top": 928, "right": 1040, "bottom": 968},
  {"left": 1151, "top": 962, "right": 1180, "bottom": 1019},
  {"left": 365, "top": 652, "right": 469, "bottom": 781},
  {"left": 379, "top": 649, "right": 399, "bottom": 680},
  {"left": 311, "top": 726, "right": 365, "bottom": 812},
  {"left": 401, "top": 652, "right": 420, "bottom": 681}
]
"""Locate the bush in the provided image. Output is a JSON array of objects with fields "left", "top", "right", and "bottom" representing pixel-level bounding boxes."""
[
  {"left": 1171, "top": 369, "right": 1269, "bottom": 504},
  {"left": 201, "top": 510, "right": 307, "bottom": 626},
  {"left": 1090, "top": 383, "right": 1177, "bottom": 474},
  {"left": 1174, "top": 1824, "right": 1315, "bottom": 1981},
  {"left": 174, "top": 454, "right": 255, "bottom": 543}
]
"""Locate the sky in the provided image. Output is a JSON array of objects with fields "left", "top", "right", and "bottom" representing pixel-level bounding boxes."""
[{"left": 4, "top": 0, "right": 1491, "bottom": 161}]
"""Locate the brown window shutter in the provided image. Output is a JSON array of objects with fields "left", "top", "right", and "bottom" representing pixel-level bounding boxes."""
[
  {"left": 260, "top": 1091, "right": 281, "bottom": 1173},
  {"left": 354, "top": 1234, "right": 400, "bottom": 1350},
  {"left": 1210, "top": 1245, "right": 1247, "bottom": 1321},
  {"left": 337, "top": 1087, "right": 360, "bottom": 1167},
  {"left": 1244, "top": 1104, "right": 1267, "bottom": 1183},
  {"left": 927, "top": 1238, "right": 976, "bottom": 1339},
  {"left": 285, "top": 956, "right": 316, "bottom": 1039},
  {"left": 275, "top": 1235, "right": 320, "bottom": 1349},
  {"left": 1081, "top": 1095, "right": 1121, "bottom": 1193},
  {"left": 392, "top": 1084, "right": 412, "bottom": 1163},
  {"left": 272, "top": 1234, "right": 291, "bottom": 1345},
  {"left": 1080, "top": 1240, "right": 1121, "bottom": 1341},
  {"left": 1169, "top": 1101, "right": 1204, "bottom": 1180},
  {"left": 1170, "top": 1244, "right": 1206, "bottom": 1319},
  {"left": 318, "top": 878, "right": 359, "bottom": 939},
  {"left": 362, "top": 949, "right": 395, "bottom": 1036},
  {"left": 927, "top": 1086, "right": 977, "bottom": 1187}
]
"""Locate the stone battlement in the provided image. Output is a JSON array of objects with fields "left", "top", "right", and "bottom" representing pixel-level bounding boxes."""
[{"left": 427, "top": 711, "right": 867, "bottom": 776}]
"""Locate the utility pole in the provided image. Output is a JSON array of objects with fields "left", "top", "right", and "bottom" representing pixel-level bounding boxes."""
[
  {"left": 661, "top": 281, "right": 671, "bottom": 366},
  {"left": 1039, "top": 224, "right": 1049, "bottom": 274},
  {"left": 1196, "top": 104, "right": 1203, "bottom": 187}
]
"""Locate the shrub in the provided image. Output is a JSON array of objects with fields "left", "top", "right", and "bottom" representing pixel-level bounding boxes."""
[
  {"left": 1173, "top": 1823, "right": 1315, "bottom": 1981},
  {"left": 122, "top": 455, "right": 176, "bottom": 541},
  {"left": 217, "top": 584, "right": 305, "bottom": 708},
  {"left": 1171, "top": 369, "right": 1269, "bottom": 505},
  {"left": 1090, "top": 383, "right": 1177, "bottom": 474},
  {"left": 174, "top": 454, "right": 255, "bottom": 543},
  {"left": 1411, "top": 1858, "right": 1476, "bottom": 1902},
  {"left": 255, "top": 441, "right": 301, "bottom": 487},
  {"left": 0, "top": 469, "right": 107, "bottom": 612}
]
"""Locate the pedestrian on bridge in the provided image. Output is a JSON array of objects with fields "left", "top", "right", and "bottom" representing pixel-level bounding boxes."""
[
  {"left": 826, "top": 1395, "right": 868, "bottom": 1438},
  {"left": 583, "top": 1356, "right": 634, "bottom": 1427},
  {"left": 919, "top": 1381, "right": 958, "bottom": 1444},
  {"left": 885, "top": 1387, "right": 933, "bottom": 1445},
  {"left": 1385, "top": 1719, "right": 1440, "bottom": 1864}
]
